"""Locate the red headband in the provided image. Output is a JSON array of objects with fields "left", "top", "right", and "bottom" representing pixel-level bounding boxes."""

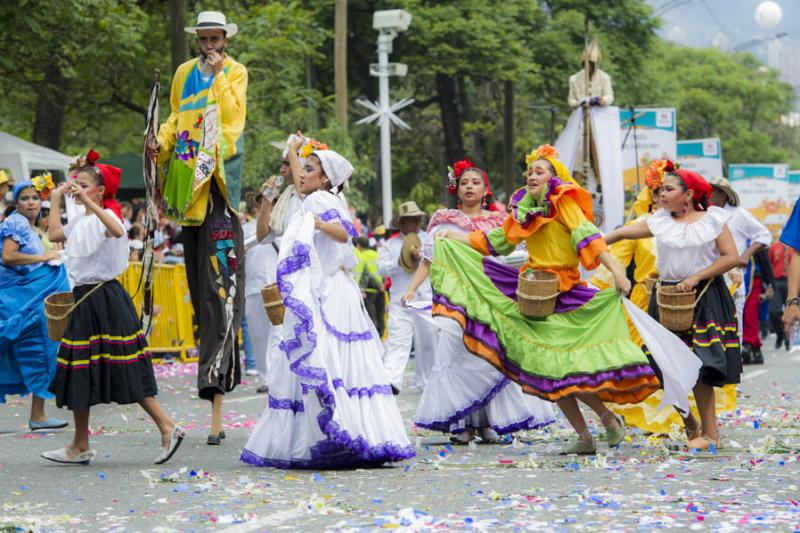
[
  {"left": 675, "top": 169, "right": 711, "bottom": 211},
  {"left": 73, "top": 149, "right": 123, "bottom": 221}
]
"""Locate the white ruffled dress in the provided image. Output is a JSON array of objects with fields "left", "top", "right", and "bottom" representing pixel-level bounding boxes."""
[
  {"left": 412, "top": 209, "right": 556, "bottom": 435},
  {"left": 241, "top": 191, "right": 414, "bottom": 468}
]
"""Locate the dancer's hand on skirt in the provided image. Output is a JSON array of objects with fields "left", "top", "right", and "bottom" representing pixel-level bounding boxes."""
[
  {"left": 676, "top": 276, "right": 699, "bottom": 293},
  {"left": 613, "top": 271, "right": 631, "bottom": 296},
  {"left": 727, "top": 268, "right": 742, "bottom": 285},
  {"left": 400, "top": 290, "right": 415, "bottom": 307}
]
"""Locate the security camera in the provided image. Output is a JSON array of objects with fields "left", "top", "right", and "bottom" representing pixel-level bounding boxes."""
[{"left": 373, "top": 9, "right": 412, "bottom": 33}]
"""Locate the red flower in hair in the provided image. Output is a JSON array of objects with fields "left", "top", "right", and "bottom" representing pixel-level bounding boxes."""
[
  {"left": 86, "top": 149, "right": 100, "bottom": 165},
  {"left": 452, "top": 159, "right": 475, "bottom": 178}
]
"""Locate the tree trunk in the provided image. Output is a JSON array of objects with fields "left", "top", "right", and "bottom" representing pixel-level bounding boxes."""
[
  {"left": 169, "top": 0, "right": 189, "bottom": 73},
  {"left": 503, "top": 80, "right": 515, "bottom": 200},
  {"left": 457, "top": 76, "right": 486, "bottom": 166},
  {"left": 334, "top": 0, "right": 348, "bottom": 131},
  {"left": 436, "top": 73, "right": 465, "bottom": 206},
  {"left": 32, "top": 61, "right": 68, "bottom": 151}
]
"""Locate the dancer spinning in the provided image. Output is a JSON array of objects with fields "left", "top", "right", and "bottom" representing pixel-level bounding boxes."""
[
  {"left": 42, "top": 152, "right": 184, "bottom": 465},
  {"left": 431, "top": 145, "right": 701, "bottom": 454},
  {"left": 0, "top": 177, "right": 69, "bottom": 430},
  {"left": 241, "top": 146, "right": 414, "bottom": 468},
  {"left": 403, "top": 159, "right": 555, "bottom": 444},
  {"left": 605, "top": 169, "right": 741, "bottom": 449}
]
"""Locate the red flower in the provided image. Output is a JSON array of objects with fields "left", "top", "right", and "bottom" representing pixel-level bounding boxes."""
[
  {"left": 452, "top": 159, "right": 475, "bottom": 178},
  {"left": 86, "top": 149, "right": 100, "bottom": 165}
]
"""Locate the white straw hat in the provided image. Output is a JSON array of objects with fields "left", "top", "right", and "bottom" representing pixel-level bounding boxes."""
[{"left": 185, "top": 11, "right": 238, "bottom": 38}]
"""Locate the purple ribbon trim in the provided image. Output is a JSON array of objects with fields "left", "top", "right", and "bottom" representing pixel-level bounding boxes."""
[
  {"left": 319, "top": 209, "right": 359, "bottom": 238},
  {"left": 576, "top": 232, "right": 602, "bottom": 253},
  {"left": 510, "top": 177, "right": 562, "bottom": 228},
  {"left": 432, "top": 294, "right": 655, "bottom": 394},
  {"left": 415, "top": 376, "right": 510, "bottom": 433},
  {"left": 244, "top": 239, "right": 414, "bottom": 468},
  {"left": 451, "top": 416, "right": 556, "bottom": 436},
  {"left": 332, "top": 379, "right": 393, "bottom": 398},
  {"left": 269, "top": 395, "right": 304, "bottom": 413},
  {"left": 480, "top": 257, "right": 597, "bottom": 312},
  {"left": 320, "top": 307, "right": 374, "bottom": 342}
]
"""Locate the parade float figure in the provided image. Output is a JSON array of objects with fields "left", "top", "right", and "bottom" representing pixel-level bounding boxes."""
[
  {"left": 153, "top": 11, "right": 247, "bottom": 445},
  {"left": 593, "top": 160, "right": 736, "bottom": 436},
  {"left": 606, "top": 169, "right": 741, "bottom": 450},
  {"left": 403, "top": 160, "right": 555, "bottom": 444},
  {"left": 0, "top": 177, "right": 69, "bottom": 431},
  {"left": 43, "top": 152, "right": 184, "bottom": 465},
  {"left": 432, "top": 146, "right": 702, "bottom": 454},
  {"left": 241, "top": 148, "right": 414, "bottom": 468}
]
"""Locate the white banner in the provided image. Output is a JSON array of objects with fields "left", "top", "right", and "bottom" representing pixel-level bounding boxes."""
[
  {"left": 729, "top": 164, "right": 791, "bottom": 235},
  {"left": 619, "top": 108, "right": 676, "bottom": 193},
  {"left": 677, "top": 138, "right": 722, "bottom": 179}
]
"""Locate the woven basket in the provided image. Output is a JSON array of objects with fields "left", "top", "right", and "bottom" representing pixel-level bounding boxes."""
[
  {"left": 44, "top": 292, "right": 75, "bottom": 341},
  {"left": 261, "top": 283, "right": 285, "bottom": 326},
  {"left": 516, "top": 269, "right": 559, "bottom": 318},
  {"left": 656, "top": 285, "right": 696, "bottom": 332}
]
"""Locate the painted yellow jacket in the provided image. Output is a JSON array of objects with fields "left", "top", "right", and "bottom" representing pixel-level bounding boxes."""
[{"left": 157, "top": 56, "right": 247, "bottom": 225}]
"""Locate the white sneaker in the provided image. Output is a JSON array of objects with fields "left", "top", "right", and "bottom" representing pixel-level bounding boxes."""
[
  {"left": 42, "top": 447, "right": 96, "bottom": 465},
  {"left": 244, "top": 368, "right": 259, "bottom": 376}
]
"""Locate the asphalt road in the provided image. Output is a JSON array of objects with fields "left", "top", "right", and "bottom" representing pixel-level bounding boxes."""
[{"left": 1, "top": 337, "right": 798, "bottom": 532}]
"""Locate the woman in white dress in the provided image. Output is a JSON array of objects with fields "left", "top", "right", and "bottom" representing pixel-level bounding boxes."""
[
  {"left": 402, "top": 159, "right": 555, "bottom": 444},
  {"left": 241, "top": 144, "right": 414, "bottom": 468}
]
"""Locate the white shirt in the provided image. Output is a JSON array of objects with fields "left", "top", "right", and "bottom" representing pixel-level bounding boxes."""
[
  {"left": 64, "top": 209, "right": 129, "bottom": 286},
  {"left": 724, "top": 204, "right": 772, "bottom": 256},
  {"left": 647, "top": 206, "right": 731, "bottom": 282},
  {"left": 377, "top": 231, "right": 432, "bottom": 304}
]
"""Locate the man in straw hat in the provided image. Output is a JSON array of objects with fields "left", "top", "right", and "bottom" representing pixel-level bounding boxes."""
[
  {"left": 377, "top": 201, "right": 437, "bottom": 393},
  {"left": 709, "top": 176, "right": 772, "bottom": 364},
  {"left": 151, "top": 10, "right": 248, "bottom": 445}
]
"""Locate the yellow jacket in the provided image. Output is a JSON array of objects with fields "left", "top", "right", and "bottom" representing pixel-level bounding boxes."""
[{"left": 157, "top": 56, "right": 247, "bottom": 225}]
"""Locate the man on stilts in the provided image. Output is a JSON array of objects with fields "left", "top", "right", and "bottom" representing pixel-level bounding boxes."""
[{"left": 151, "top": 10, "right": 248, "bottom": 445}]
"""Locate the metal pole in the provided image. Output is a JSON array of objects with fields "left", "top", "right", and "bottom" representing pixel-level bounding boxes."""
[{"left": 378, "top": 32, "right": 394, "bottom": 226}]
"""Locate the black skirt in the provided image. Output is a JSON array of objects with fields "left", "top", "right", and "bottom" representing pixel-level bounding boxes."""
[
  {"left": 647, "top": 276, "right": 742, "bottom": 387},
  {"left": 49, "top": 279, "right": 158, "bottom": 410}
]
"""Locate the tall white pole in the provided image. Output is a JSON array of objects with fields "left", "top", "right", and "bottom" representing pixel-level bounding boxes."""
[{"left": 378, "top": 32, "right": 394, "bottom": 226}]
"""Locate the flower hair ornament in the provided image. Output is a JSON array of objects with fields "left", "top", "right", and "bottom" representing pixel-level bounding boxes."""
[
  {"left": 68, "top": 149, "right": 101, "bottom": 178},
  {"left": 299, "top": 138, "right": 329, "bottom": 160},
  {"left": 644, "top": 158, "right": 679, "bottom": 190},
  {"left": 30, "top": 172, "right": 55, "bottom": 201},
  {"left": 524, "top": 144, "right": 578, "bottom": 186},
  {"left": 447, "top": 158, "right": 480, "bottom": 195}
]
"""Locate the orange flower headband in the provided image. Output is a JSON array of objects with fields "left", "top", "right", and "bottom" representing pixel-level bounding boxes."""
[
  {"left": 299, "top": 138, "right": 329, "bottom": 159},
  {"left": 644, "top": 159, "right": 678, "bottom": 190},
  {"left": 524, "top": 144, "right": 577, "bottom": 186}
]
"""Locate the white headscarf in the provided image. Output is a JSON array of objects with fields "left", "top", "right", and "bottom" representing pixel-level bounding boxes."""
[{"left": 313, "top": 150, "right": 353, "bottom": 193}]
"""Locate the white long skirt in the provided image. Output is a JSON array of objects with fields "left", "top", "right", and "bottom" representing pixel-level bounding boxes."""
[
  {"left": 414, "top": 314, "right": 556, "bottom": 435},
  {"left": 241, "top": 221, "right": 413, "bottom": 468}
]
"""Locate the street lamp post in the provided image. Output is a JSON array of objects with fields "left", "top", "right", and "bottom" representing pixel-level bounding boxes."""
[{"left": 356, "top": 9, "right": 413, "bottom": 227}]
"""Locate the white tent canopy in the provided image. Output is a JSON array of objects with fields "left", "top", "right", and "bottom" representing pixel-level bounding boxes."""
[{"left": 0, "top": 130, "right": 71, "bottom": 182}]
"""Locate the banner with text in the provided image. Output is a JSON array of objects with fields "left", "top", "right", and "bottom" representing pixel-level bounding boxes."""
[
  {"left": 729, "top": 164, "right": 791, "bottom": 236},
  {"left": 677, "top": 138, "right": 723, "bottom": 179},
  {"left": 619, "top": 108, "right": 676, "bottom": 193}
]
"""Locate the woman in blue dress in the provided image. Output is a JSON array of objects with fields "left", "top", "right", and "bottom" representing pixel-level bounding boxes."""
[{"left": 0, "top": 180, "right": 71, "bottom": 430}]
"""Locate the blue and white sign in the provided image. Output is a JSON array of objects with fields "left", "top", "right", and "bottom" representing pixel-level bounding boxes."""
[{"left": 677, "top": 138, "right": 722, "bottom": 179}]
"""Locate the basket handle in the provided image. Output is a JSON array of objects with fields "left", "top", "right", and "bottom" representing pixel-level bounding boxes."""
[
  {"left": 655, "top": 279, "right": 712, "bottom": 311},
  {"left": 45, "top": 281, "right": 108, "bottom": 321}
]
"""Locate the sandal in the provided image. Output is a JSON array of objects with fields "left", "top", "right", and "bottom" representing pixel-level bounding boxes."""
[
  {"left": 449, "top": 431, "right": 475, "bottom": 445},
  {"left": 477, "top": 428, "right": 500, "bottom": 444},
  {"left": 559, "top": 438, "right": 597, "bottom": 455}
]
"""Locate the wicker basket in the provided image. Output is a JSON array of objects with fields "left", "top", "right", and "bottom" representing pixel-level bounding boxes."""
[
  {"left": 44, "top": 292, "right": 75, "bottom": 341},
  {"left": 656, "top": 285, "right": 696, "bottom": 332},
  {"left": 261, "top": 283, "right": 285, "bottom": 326},
  {"left": 516, "top": 269, "right": 559, "bottom": 318}
]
